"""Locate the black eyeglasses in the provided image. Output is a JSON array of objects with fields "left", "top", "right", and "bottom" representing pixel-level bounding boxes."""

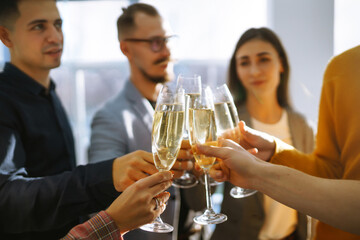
[{"left": 123, "top": 35, "right": 176, "bottom": 53}]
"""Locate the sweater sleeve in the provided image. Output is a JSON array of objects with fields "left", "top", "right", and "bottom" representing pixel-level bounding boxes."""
[{"left": 270, "top": 57, "right": 343, "bottom": 179}]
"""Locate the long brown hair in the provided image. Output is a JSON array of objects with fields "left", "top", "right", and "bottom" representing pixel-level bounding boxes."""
[{"left": 228, "top": 27, "right": 291, "bottom": 108}]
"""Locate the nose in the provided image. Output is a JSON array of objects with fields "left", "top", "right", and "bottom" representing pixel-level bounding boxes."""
[
  {"left": 46, "top": 25, "right": 63, "bottom": 44},
  {"left": 160, "top": 42, "right": 171, "bottom": 57},
  {"left": 249, "top": 64, "right": 261, "bottom": 76}
]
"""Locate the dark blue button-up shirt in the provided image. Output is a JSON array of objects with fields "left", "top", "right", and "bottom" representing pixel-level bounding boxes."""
[{"left": 0, "top": 63, "right": 117, "bottom": 239}]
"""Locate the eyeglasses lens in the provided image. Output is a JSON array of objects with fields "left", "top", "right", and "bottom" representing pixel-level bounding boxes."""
[{"left": 151, "top": 38, "right": 165, "bottom": 52}]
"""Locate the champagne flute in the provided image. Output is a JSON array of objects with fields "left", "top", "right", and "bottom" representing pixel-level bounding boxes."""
[
  {"left": 140, "top": 85, "right": 185, "bottom": 233},
  {"left": 214, "top": 84, "right": 257, "bottom": 198},
  {"left": 189, "top": 87, "right": 227, "bottom": 225},
  {"left": 171, "top": 74, "right": 201, "bottom": 188}
]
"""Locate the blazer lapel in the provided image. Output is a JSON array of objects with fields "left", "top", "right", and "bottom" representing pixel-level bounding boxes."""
[{"left": 124, "top": 80, "right": 154, "bottom": 134}]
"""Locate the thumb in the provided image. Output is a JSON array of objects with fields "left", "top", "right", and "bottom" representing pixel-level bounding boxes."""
[
  {"left": 196, "top": 143, "right": 222, "bottom": 158},
  {"left": 196, "top": 142, "right": 233, "bottom": 161},
  {"left": 247, "top": 148, "right": 258, "bottom": 155},
  {"left": 239, "top": 120, "right": 251, "bottom": 136},
  {"left": 220, "top": 139, "right": 241, "bottom": 148}
]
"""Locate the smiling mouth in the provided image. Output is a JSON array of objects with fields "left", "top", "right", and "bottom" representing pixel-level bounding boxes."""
[
  {"left": 159, "top": 62, "right": 168, "bottom": 68},
  {"left": 252, "top": 80, "right": 265, "bottom": 85},
  {"left": 46, "top": 49, "right": 62, "bottom": 54}
]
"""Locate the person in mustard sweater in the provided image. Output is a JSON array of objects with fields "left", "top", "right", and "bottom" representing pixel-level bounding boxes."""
[{"left": 196, "top": 45, "right": 360, "bottom": 239}]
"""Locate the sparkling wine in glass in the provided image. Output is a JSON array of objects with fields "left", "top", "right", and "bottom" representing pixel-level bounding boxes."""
[
  {"left": 171, "top": 73, "right": 201, "bottom": 188},
  {"left": 140, "top": 85, "right": 185, "bottom": 233},
  {"left": 214, "top": 84, "right": 257, "bottom": 199},
  {"left": 189, "top": 87, "right": 227, "bottom": 225}
]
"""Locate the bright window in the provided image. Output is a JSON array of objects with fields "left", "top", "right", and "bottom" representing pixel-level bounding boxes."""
[
  {"left": 57, "top": 0, "right": 267, "bottom": 62},
  {"left": 334, "top": 0, "right": 360, "bottom": 55}
]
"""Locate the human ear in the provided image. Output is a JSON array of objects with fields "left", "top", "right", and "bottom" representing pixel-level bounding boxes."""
[
  {"left": 120, "top": 41, "right": 132, "bottom": 60},
  {"left": 0, "top": 26, "right": 13, "bottom": 48},
  {"left": 120, "top": 41, "right": 127, "bottom": 54}
]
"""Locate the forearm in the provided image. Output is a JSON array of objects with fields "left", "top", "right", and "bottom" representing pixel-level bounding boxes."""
[
  {"left": 0, "top": 161, "right": 118, "bottom": 233},
  {"left": 254, "top": 163, "right": 360, "bottom": 235}
]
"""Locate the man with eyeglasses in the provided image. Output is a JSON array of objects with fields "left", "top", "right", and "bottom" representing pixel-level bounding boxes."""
[{"left": 88, "top": 3, "right": 200, "bottom": 240}]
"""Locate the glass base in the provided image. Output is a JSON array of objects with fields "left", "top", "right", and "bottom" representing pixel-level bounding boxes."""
[
  {"left": 140, "top": 222, "right": 174, "bottom": 233},
  {"left": 193, "top": 209, "right": 227, "bottom": 225},
  {"left": 230, "top": 187, "right": 257, "bottom": 198},
  {"left": 172, "top": 172, "right": 199, "bottom": 188}
]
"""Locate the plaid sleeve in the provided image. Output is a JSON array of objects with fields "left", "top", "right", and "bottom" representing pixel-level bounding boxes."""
[{"left": 61, "top": 211, "right": 122, "bottom": 240}]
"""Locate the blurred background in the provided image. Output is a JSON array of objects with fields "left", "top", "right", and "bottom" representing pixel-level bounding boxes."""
[{"left": 1, "top": 0, "right": 359, "bottom": 165}]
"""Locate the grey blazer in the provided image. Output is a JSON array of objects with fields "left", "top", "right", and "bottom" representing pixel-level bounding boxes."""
[
  {"left": 211, "top": 105, "right": 315, "bottom": 240},
  {"left": 89, "top": 80, "right": 179, "bottom": 240}
]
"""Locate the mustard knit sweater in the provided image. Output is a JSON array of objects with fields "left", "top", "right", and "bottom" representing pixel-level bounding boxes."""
[{"left": 271, "top": 45, "right": 360, "bottom": 240}]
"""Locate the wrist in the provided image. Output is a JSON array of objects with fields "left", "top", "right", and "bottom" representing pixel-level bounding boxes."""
[
  {"left": 105, "top": 208, "right": 129, "bottom": 235},
  {"left": 248, "top": 159, "right": 272, "bottom": 191}
]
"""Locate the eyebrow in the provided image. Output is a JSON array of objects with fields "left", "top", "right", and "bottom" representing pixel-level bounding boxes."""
[
  {"left": 27, "top": 18, "right": 62, "bottom": 27},
  {"left": 257, "top": 51, "right": 271, "bottom": 57},
  {"left": 27, "top": 19, "right": 47, "bottom": 27},
  {"left": 237, "top": 51, "right": 271, "bottom": 60}
]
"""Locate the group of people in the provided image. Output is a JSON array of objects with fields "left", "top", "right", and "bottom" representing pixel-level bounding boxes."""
[{"left": 0, "top": 0, "right": 359, "bottom": 240}]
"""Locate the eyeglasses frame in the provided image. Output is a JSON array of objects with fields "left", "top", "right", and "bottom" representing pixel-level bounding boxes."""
[{"left": 123, "top": 35, "right": 177, "bottom": 53}]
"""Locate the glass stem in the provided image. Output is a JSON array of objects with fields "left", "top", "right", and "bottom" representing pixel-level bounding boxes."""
[
  {"left": 153, "top": 216, "right": 164, "bottom": 225},
  {"left": 204, "top": 170, "right": 213, "bottom": 210},
  {"left": 155, "top": 169, "right": 166, "bottom": 223}
]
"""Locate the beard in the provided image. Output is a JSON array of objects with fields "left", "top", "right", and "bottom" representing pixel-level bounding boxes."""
[{"left": 139, "top": 57, "right": 172, "bottom": 84}]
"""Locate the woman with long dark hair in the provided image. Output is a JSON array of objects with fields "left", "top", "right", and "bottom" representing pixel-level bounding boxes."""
[{"left": 211, "top": 28, "right": 314, "bottom": 240}]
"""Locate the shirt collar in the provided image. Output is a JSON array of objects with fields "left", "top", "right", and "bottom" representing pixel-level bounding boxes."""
[{"left": 2, "top": 62, "right": 56, "bottom": 95}]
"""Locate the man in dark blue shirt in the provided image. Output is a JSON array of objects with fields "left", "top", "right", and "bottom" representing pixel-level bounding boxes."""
[{"left": 0, "top": 0, "right": 166, "bottom": 238}]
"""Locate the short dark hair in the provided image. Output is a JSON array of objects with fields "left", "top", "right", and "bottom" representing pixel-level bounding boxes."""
[
  {"left": 116, "top": 3, "right": 160, "bottom": 40},
  {"left": 0, "top": 0, "right": 57, "bottom": 30},
  {"left": 0, "top": 0, "right": 21, "bottom": 29},
  {"left": 228, "top": 27, "right": 291, "bottom": 108}
]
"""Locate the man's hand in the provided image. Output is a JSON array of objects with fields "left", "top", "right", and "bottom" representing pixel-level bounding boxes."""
[
  {"left": 106, "top": 171, "right": 173, "bottom": 234},
  {"left": 112, "top": 150, "right": 158, "bottom": 192}
]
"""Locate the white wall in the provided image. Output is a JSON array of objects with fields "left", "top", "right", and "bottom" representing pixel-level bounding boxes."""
[
  {"left": 334, "top": 0, "right": 360, "bottom": 55},
  {"left": 268, "top": 0, "right": 334, "bottom": 130}
]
